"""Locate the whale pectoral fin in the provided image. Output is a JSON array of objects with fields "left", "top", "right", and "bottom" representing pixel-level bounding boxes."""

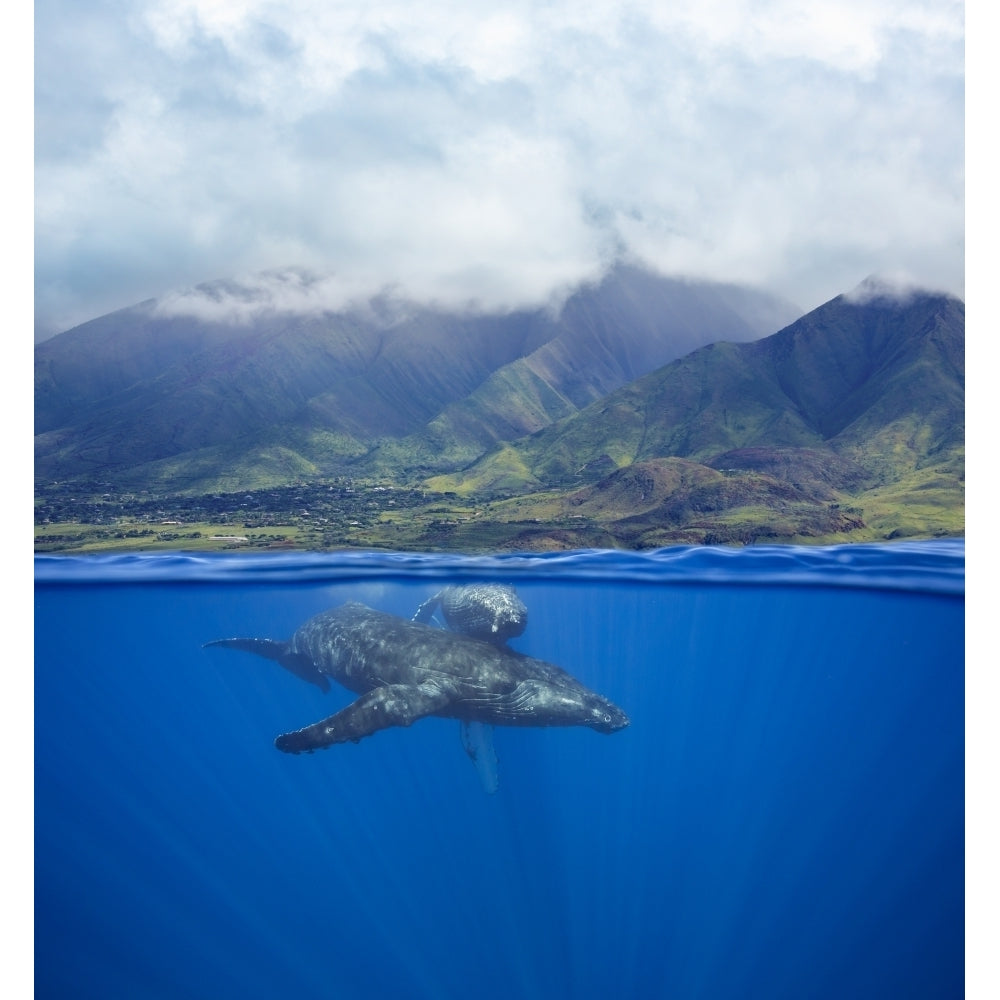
[
  {"left": 461, "top": 721, "right": 499, "bottom": 794},
  {"left": 204, "top": 638, "right": 330, "bottom": 693},
  {"left": 411, "top": 593, "right": 443, "bottom": 624},
  {"left": 275, "top": 681, "right": 455, "bottom": 754}
]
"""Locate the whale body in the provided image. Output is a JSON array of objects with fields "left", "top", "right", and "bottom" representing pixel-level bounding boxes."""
[{"left": 206, "top": 601, "right": 629, "bottom": 754}]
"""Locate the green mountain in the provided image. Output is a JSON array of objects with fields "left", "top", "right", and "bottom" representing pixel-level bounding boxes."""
[
  {"left": 35, "top": 271, "right": 963, "bottom": 551},
  {"left": 35, "top": 266, "right": 798, "bottom": 491},
  {"left": 425, "top": 284, "right": 964, "bottom": 547}
]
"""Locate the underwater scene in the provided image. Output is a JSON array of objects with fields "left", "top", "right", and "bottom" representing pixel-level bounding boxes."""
[{"left": 34, "top": 540, "right": 964, "bottom": 999}]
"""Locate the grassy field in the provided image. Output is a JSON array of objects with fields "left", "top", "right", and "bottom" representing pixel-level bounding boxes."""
[
  {"left": 34, "top": 484, "right": 964, "bottom": 556},
  {"left": 35, "top": 446, "right": 964, "bottom": 557}
]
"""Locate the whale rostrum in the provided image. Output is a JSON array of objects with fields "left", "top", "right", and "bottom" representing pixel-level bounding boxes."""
[{"left": 205, "top": 601, "right": 629, "bottom": 754}]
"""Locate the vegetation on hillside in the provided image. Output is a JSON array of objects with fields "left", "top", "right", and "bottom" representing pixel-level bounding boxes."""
[{"left": 35, "top": 282, "right": 963, "bottom": 553}]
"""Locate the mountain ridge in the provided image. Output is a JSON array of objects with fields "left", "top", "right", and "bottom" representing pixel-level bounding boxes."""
[
  {"left": 413, "top": 287, "right": 963, "bottom": 548},
  {"left": 35, "top": 266, "right": 799, "bottom": 490},
  {"left": 34, "top": 273, "right": 964, "bottom": 551},
  {"left": 438, "top": 288, "right": 963, "bottom": 491}
]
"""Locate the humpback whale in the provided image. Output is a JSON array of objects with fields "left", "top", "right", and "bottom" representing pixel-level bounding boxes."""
[
  {"left": 205, "top": 601, "right": 628, "bottom": 754},
  {"left": 412, "top": 584, "right": 527, "bottom": 645}
]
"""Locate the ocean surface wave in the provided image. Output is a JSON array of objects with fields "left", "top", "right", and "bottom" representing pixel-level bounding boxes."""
[{"left": 34, "top": 538, "right": 964, "bottom": 595}]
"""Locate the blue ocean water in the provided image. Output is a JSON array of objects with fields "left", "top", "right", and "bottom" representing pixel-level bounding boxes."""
[{"left": 34, "top": 540, "right": 964, "bottom": 999}]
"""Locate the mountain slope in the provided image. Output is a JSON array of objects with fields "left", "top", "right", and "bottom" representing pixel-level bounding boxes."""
[
  {"left": 358, "top": 267, "right": 798, "bottom": 477},
  {"left": 35, "top": 266, "right": 799, "bottom": 489},
  {"left": 434, "top": 288, "right": 965, "bottom": 501},
  {"left": 34, "top": 278, "right": 964, "bottom": 550}
]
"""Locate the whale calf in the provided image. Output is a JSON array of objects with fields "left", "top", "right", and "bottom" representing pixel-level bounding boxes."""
[
  {"left": 412, "top": 583, "right": 527, "bottom": 645},
  {"left": 206, "top": 601, "right": 628, "bottom": 754}
]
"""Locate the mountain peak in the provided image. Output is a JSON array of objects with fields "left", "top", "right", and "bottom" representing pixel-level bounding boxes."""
[{"left": 842, "top": 272, "right": 960, "bottom": 307}]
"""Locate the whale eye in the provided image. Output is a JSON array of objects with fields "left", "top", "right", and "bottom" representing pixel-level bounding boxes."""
[{"left": 603, "top": 713, "right": 611, "bottom": 723}]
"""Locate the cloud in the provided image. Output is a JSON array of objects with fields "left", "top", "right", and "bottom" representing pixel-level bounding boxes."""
[
  {"left": 34, "top": 0, "right": 964, "bottom": 337},
  {"left": 841, "top": 271, "right": 946, "bottom": 305}
]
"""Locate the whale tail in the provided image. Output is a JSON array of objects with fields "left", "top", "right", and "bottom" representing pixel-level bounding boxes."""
[{"left": 203, "top": 638, "right": 331, "bottom": 693}]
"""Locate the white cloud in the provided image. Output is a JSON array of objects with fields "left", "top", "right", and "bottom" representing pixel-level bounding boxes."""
[
  {"left": 841, "top": 272, "right": 931, "bottom": 304},
  {"left": 153, "top": 269, "right": 372, "bottom": 323},
  {"left": 34, "top": 0, "right": 964, "bottom": 337}
]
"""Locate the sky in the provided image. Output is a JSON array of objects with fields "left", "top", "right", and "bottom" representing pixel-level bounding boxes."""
[{"left": 34, "top": 0, "right": 965, "bottom": 339}]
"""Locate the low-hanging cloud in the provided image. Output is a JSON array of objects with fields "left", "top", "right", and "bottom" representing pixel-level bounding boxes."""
[{"left": 34, "top": 0, "right": 964, "bottom": 338}]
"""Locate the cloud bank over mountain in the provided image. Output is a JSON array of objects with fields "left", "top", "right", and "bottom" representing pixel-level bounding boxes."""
[{"left": 35, "top": 0, "right": 964, "bottom": 339}]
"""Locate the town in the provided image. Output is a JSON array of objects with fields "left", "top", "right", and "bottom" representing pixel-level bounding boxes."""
[{"left": 33, "top": 480, "right": 473, "bottom": 552}]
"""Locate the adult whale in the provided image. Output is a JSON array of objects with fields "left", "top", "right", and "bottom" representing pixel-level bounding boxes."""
[{"left": 206, "top": 601, "right": 629, "bottom": 753}]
